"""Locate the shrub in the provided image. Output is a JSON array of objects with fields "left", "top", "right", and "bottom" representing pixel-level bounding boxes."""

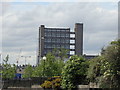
[
  {"left": 41, "top": 76, "right": 62, "bottom": 89},
  {"left": 41, "top": 80, "right": 52, "bottom": 89},
  {"left": 52, "top": 77, "right": 61, "bottom": 88}
]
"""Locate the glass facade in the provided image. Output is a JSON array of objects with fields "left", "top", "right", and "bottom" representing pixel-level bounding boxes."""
[{"left": 44, "top": 28, "right": 70, "bottom": 55}]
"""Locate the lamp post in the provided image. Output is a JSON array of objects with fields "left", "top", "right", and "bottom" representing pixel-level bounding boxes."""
[
  {"left": 43, "top": 56, "right": 46, "bottom": 77},
  {"left": 21, "top": 56, "right": 31, "bottom": 65}
]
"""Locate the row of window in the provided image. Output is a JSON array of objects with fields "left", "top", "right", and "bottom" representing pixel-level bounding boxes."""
[
  {"left": 44, "top": 32, "right": 70, "bottom": 37},
  {"left": 44, "top": 29, "right": 70, "bottom": 32},
  {"left": 44, "top": 38, "right": 70, "bottom": 43},
  {"left": 44, "top": 44, "right": 70, "bottom": 49},
  {"left": 44, "top": 50, "right": 70, "bottom": 55}
]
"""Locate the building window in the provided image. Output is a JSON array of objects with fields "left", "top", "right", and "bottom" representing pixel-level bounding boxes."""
[
  {"left": 65, "top": 39, "right": 70, "bottom": 43},
  {"left": 70, "top": 34, "right": 75, "bottom": 38},
  {"left": 45, "top": 38, "right": 51, "bottom": 42},
  {"left": 70, "top": 51, "right": 75, "bottom": 55},
  {"left": 45, "top": 32, "right": 47, "bottom": 36},
  {"left": 66, "top": 34, "right": 69, "bottom": 37},
  {"left": 56, "top": 44, "right": 60, "bottom": 48},
  {"left": 56, "top": 33, "right": 60, "bottom": 37},
  {"left": 52, "top": 39, "right": 56, "bottom": 43},
  {"left": 52, "top": 33, "right": 56, "bottom": 37},
  {"left": 61, "top": 39, "right": 64, "bottom": 43},
  {"left": 61, "top": 33, "right": 65, "bottom": 37},
  {"left": 56, "top": 39, "right": 60, "bottom": 43},
  {"left": 52, "top": 44, "right": 56, "bottom": 48},
  {"left": 70, "top": 45, "right": 75, "bottom": 49},
  {"left": 70, "top": 40, "right": 75, "bottom": 43}
]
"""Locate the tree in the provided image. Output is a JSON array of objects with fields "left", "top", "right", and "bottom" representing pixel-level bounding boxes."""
[
  {"left": 2, "top": 55, "right": 16, "bottom": 79},
  {"left": 102, "top": 39, "right": 120, "bottom": 88},
  {"left": 32, "top": 53, "right": 64, "bottom": 77},
  {"left": 87, "top": 39, "right": 120, "bottom": 88},
  {"left": 87, "top": 56, "right": 109, "bottom": 87},
  {"left": 52, "top": 48, "right": 69, "bottom": 61},
  {"left": 22, "top": 64, "right": 33, "bottom": 78},
  {"left": 59, "top": 48, "right": 69, "bottom": 60},
  {"left": 61, "top": 55, "right": 88, "bottom": 89}
]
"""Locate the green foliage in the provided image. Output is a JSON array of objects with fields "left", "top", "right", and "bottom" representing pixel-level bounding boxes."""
[
  {"left": 61, "top": 55, "right": 88, "bottom": 89},
  {"left": 41, "top": 76, "right": 61, "bottom": 89},
  {"left": 32, "top": 53, "right": 64, "bottom": 77},
  {"left": 52, "top": 77, "right": 61, "bottom": 89},
  {"left": 2, "top": 55, "right": 16, "bottom": 79},
  {"left": 30, "top": 49, "right": 67, "bottom": 77},
  {"left": 87, "top": 39, "right": 120, "bottom": 88},
  {"left": 41, "top": 80, "right": 52, "bottom": 89},
  {"left": 22, "top": 64, "right": 33, "bottom": 78},
  {"left": 52, "top": 48, "right": 69, "bottom": 60},
  {"left": 32, "top": 63, "right": 43, "bottom": 77},
  {"left": 101, "top": 39, "right": 120, "bottom": 88},
  {"left": 87, "top": 56, "right": 105, "bottom": 83}
]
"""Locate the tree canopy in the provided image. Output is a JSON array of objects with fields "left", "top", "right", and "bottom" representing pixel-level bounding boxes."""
[
  {"left": 87, "top": 39, "right": 120, "bottom": 88},
  {"left": 62, "top": 55, "right": 88, "bottom": 89},
  {"left": 1, "top": 55, "right": 16, "bottom": 79},
  {"left": 32, "top": 53, "right": 64, "bottom": 77}
]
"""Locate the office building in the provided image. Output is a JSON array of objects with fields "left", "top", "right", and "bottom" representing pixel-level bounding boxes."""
[{"left": 37, "top": 23, "right": 83, "bottom": 64}]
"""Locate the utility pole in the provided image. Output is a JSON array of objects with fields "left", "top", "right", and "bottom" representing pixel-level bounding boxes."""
[{"left": 21, "top": 56, "right": 31, "bottom": 65}]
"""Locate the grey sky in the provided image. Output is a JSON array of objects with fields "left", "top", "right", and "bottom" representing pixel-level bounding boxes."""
[{"left": 1, "top": 2, "right": 118, "bottom": 65}]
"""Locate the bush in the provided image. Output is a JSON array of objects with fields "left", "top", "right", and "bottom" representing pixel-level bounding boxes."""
[
  {"left": 41, "top": 76, "right": 62, "bottom": 89},
  {"left": 52, "top": 77, "right": 61, "bottom": 88},
  {"left": 41, "top": 80, "right": 52, "bottom": 89}
]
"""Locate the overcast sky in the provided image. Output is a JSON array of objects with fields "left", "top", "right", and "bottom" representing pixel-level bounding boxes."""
[{"left": 1, "top": 2, "right": 118, "bottom": 65}]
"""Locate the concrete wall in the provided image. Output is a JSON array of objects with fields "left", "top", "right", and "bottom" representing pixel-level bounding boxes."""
[
  {"left": 75, "top": 23, "right": 83, "bottom": 56},
  {"left": 37, "top": 25, "right": 45, "bottom": 65}
]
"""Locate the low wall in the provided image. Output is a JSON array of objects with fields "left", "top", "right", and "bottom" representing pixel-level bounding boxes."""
[
  {"left": 2, "top": 77, "right": 47, "bottom": 89},
  {"left": 78, "top": 85, "right": 89, "bottom": 90},
  {"left": 2, "top": 88, "right": 43, "bottom": 90}
]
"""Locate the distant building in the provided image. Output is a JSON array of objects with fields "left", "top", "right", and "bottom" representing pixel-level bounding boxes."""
[
  {"left": 37, "top": 23, "right": 83, "bottom": 64},
  {"left": 83, "top": 54, "right": 98, "bottom": 60}
]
